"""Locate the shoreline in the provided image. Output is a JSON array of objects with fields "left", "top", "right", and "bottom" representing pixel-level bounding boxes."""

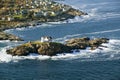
[
  {"left": 0, "top": 1, "right": 87, "bottom": 41},
  {"left": 0, "top": 14, "right": 87, "bottom": 41}
]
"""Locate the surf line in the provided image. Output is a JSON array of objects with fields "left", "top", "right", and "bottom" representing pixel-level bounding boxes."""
[{"left": 54, "top": 28, "right": 120, "bottom": 42}]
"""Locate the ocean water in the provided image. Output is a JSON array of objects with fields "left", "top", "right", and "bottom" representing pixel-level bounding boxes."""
[{"left": 0, "top": 0, "right": 120, "bottom": 80}]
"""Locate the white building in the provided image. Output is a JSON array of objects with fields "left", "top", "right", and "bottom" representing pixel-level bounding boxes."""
[
  {"left": 26, "top": 4, "right": 29, "bottom": 7},
  {"left": 1, "top": 17, "right": 5, "bottom": 21},
  {"left": 7, "top": 17, "right": 14, "bottom": 21},
  {"left": 41, "top": 36, "right": 52, "bottom": 42},
  {"left": 31, "top": 6, "right": 35, "bottom": 9}
]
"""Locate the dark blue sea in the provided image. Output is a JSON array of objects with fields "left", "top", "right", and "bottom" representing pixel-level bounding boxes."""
[{"left": 0, "top": 0, "right": 120, "bottom": 80}]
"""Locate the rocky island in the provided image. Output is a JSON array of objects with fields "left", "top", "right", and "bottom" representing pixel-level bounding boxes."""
[
  {"left": 0, "top": 0, "right": 87, "bottom": 41},
  {"left": 6, "top": 37, "right": 109, "bottom": 56}
]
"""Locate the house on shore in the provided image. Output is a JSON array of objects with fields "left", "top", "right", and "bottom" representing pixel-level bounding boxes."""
[
  {"left": 1, "top": 17, "right": 5, "bottom": 21},
  {"left": 40, "top": 36, "right": 52, "bottom": 42},
  {"left": 0, "top": 16, "right": 14, "bottom": 21}
]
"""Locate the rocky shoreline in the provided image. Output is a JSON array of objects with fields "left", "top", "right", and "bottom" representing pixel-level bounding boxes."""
[
  {"left": 6, "top": 37, "right": 109, "bottom": 56},
  {"left": 0, "top": 1, "right": 110, "bottom": 57},
  {"left": 0, "top": 32, "right": 23, "bottom": 41},
  {"left": 0, "top": 0, "right": 87, "bottom": 41}
]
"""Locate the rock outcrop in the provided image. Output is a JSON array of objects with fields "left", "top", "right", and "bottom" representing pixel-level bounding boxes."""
[
  {"left": 6, "top": 42, "right": 71, "bottom": 56},
  {"left": 65, "top": 37, "right": 90, "bottom": 49},
  {"left": 66, "top": 37, "right": 109, "bottom": 50},
  {"left": 0, "top": 32, "right": 23, "bottom": 41},
  {"left": 6, "top": 37, "right": 109, "bottom": 56}
]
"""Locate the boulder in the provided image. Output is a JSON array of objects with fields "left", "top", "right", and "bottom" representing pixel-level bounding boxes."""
[
  {"left": 66, "top": 8, "right": 87, "bottom": 16},
  {"left": 7, "top": 47, "right": 29, "bottom": 56},
  {"left": 89, "top": 38, "right": 109, "bottom": 47},
  {"left": 66, "top": 37, "right": 90, "bottom": 49}
]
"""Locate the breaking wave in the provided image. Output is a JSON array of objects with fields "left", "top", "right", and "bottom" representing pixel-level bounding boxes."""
[
  {"left": 5, "top": 23, "right": 53, "bottom": 33},
  {"left": 66, "top": 11, "right": 120, "bottom": 23},
  {"left": 0, "top": 39, "right": 120, "bottom": 63},
  {"left": 53, "top": 28, "right": 120, "bottom": 43},
  {"left": 57, "top": 0, "right": 120, "bottom": 23}
]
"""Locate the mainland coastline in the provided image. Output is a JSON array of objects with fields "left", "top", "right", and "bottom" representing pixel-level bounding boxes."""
[
  {"left": 0, "top": 0, "right": 87, "bottom": 41},
  {"left": 0, "top": 0, "right": 110, "bottom": 56}
]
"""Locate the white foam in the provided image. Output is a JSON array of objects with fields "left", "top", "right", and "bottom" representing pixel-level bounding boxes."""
[
  {"left": 0, "top": 47, "right": 51, "bottom": 63},
  {"left": 56, "top": 0, "right": 120, "bottom": 22},
  {"left": 63, "top": 9, "right": 97, "bottom": 23},
  {"left": 12, "top": 54, "right": 50, "bottom": 61},
  {"left": 0, "top": 40, "right": 10, "bottom": 43},
  {"left": 4, "top": 23, "right": 53, "bottom": 33},
  {"left": 0, "top": 39, "right": 120, "bottom": 63},
  {"left": 54, "top": 28, "right": 120, "bottom": 43},
  {"left": 0, "top": 47, "right": 13, "bottom": 63},
  {"left": 66, "top": 12, "right": 120, "bottom": 23}
]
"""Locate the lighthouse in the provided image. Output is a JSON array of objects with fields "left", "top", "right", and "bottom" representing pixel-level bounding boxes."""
[{"left": 40, "top": 36, "right": 52, "bottom": 42}]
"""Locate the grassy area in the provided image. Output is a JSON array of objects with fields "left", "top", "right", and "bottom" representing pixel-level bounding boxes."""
[
  {"left": 21, "top": 41, "right": 63, "bottom": 47},
  {"left": 13, "top": 14, "right": 23, "bottom": 19}
]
